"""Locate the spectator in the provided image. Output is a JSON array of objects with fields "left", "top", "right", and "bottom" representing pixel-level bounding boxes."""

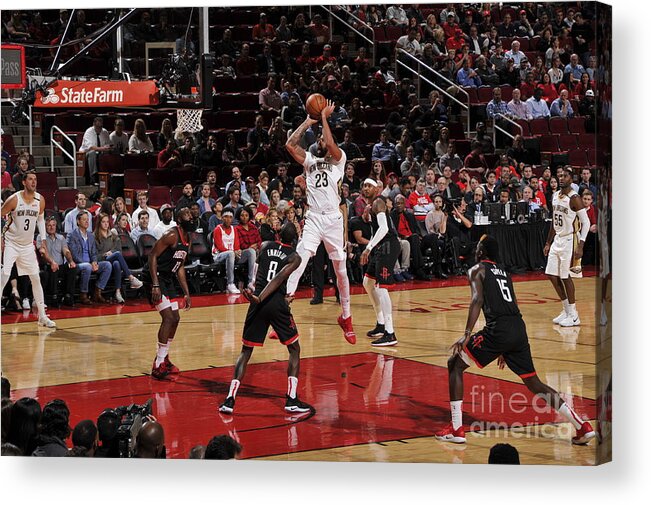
[
  {"left": 215, "top": 53, "right": 236, "bottom": 79},
  {"left": 434, "top": 126, "right": 451, "bottom": 158},
  {"left": 131, "top": 191, "right": 160, "bottom": 229},
  {"left": 504, "top": 40, "right": 526, "bottom": 66},
  {"left": 338, "top": 130, "right": 364, "bottom": 162},
  {"left": 68, "top": 211, "right": 112, "bottom": 304},
  {"left": 482, "top": 171, "right": 499, "bottom": 202},
  {"left": 38, "top": 217, "right": 77, "bottom": 307},
  {"left": 247, "top": 115, "right": 271, "bottom": 166},
  {"left": 130, "top": 210, "right": 155, "bottom": 244},
  {"left": 538, "top": 73, "right": 559, "bottom": 104},
  {"left": 508, "top": 88, "right": 533, "bottom": 120},
  {"left": 69, "top": 420, "right": 98, "bottom": 457},
  {"left": 79, "top": 117, "right": 111, "bottom": 185},
  {"left": 438, "top": 143, "right": 464, "bottom": 173},
  {"left": 190, "top": 202, "right": 210, "bottom": 239},
  {"left": 564, "top": 53, "right": 586, "bottom": 88},
  {"left": 32, "top": 399, "right": 71, "bottom": 457},
  {"left": 214, "top": 28, "right": 237, "bottom": 59},
  {"left": 196, "top": 183, "right": 216, "bottom": 215},
  {"left": 488, "top": 443, "right": 521, "bottom": 464},
  {"left": 371, "top": 130, "right": 399, "bottom": 169},
  {"left": 442, "top": 13, "right": 459, "bottom": 39},
  {"left": 308, "top": 14, "right": 330, "bottom": 44},
  {"left": 236, "top": 207, "right": 262, "bottom": 256},
  {"left": 519, "top": 71, "right": 537, "bottom": 100},
  {"left": 236, "top": 43, "right": 258, "bottom": 78},
  {"left": 204, "top": 435, "right": 242, "bottom": 460},
  {"left": 515, "top": 9, "right": 534, "bottom": 36},
  {"left": 390, "top": 195, "right": 431, "bottom": 280},
  {"left": 281, "top": 94, "right": 307, "bottom": 129},
  {"left": 291, "top": 12, "right": 312, "bottom": 43},
  {"left": 157, "top": 139, "right": 182, "bottom": 170},
  {"left": 175, "top": 182, "right": 196, "bottom": 212},
  {"left": 550, "top": 89, "right": 574, "bottom": 117},
  {"left": 152, "top": 204, "right": 177, "bottom": 239},
  {"left": 467, "top": 25, "right": 486, "bottom": 56},
  {"left": 109, "top": 118, "right": 129, "bottom": 154},
  {"left": 409, "top": 178, "right": 434, "bottom": 221},
  {"left": 275, "top": 16, "right": 292, "bottom": 43},
  {"left": 464, "top": 143, "right": 488, "bottom": 173},
  {"left": 135, "top": 421, "right": 165, "bottom": 459},
  {"left": 208, "top": 201, "right": 224, "bottom": 233},
  {"left": 498, "top": 12, "right": 518, "bottom": 37},
  {"left": 386, "top": 4, "right": 409, "bottom": 27},
  {"left": 259, "top": 209, "right": 281, "bottom": 241},
  {"left": 156, "top": 118, "right": 175, "bottom": 151},
  {"left": 189, "top": 445, "right": 206, "bottom": 459},
  {"left": 570, "top": 12, "right": 594, "bottom": 66},
  {"left": 315, "top": 44, "right": 337, "bottom": 71},
  {"left": 212, "top": 208, "right": 253, "bottom": 293},
  {"left": 6, "top": 397, "right": 41, "bottom": 455},
  {"left": 498, "top": 57, "right": 519, "bottom": 87},
  {"left": 222, "top": 186, "right": 244, "bottom": 223},
  {"left": 374, "top": 58, "right": 397, "bottom": 91},
  {"left": 252, "top": 12, "right": 275, "bottom": 41},
  {"left": 128, "top": 118, "right": 154, "bottom": 154},
  {"left": 221, "top": 132, "right": 246, "bottom": 165},
  {"left": 413, "top": 128, "right": 434, "bottom": 161},
  {"left": 486, "top": 87, "right": 510, "bottom": 120},
  {"left": 400, "top": 146, "right": 424, "bottom": 178},
  {"left": 196, "top": 134, "right": 220, "bottom": 170},
  {"left": 422, "top": 194, "right": 448, "bottom": 278},
  {"left": 456, "top": 57, "right": 481, "bottom": 87},
  {"left": 225, "top": 165, "right": 249, "bottom": 202},
  {"left": 397, "top": 27, "right": 422, "bottom": 57},
  {"left": 177, "top": 136, "right": 196, "bottom": 166},
  {"left": 526, "top": 87, "right": 551, "bottom": 118},
  {"left": 467, "top": 186, "right": 487, "bottom": 221},
  {"left": 579, "top": 168, "right": 598, "bottom": 197},
  {"left": 474, "top": 56, "right": 499, "bottom": 86},
  {"left": 62, "top": 193, "right": 89, "bottom": 234},
  {"left": 572, "top": 72, "right": 595, "bottom": 99}
]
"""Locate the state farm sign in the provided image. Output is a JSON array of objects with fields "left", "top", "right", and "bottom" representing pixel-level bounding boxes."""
[{"left": 35, "top": 80, "right": 159, "bottom": 108}]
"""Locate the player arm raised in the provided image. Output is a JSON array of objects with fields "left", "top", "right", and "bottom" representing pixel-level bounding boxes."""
[
  {"left": 148, "top": 229, "right": 178, "bottom": 305},
  {"left": 452, "top": 263, "right": 485, "bottom": 355},
  {"left": 285, "top": 116, "right": 318, "bottom": 165},
  {"left": 570, "top": 194, "right": 590, "bottom": 260},
  {"left": 244, "top": 251, "right": 302, "bottom": 304},
  {"left": 321, "top": 100, "right": 343, "bottom": 162}
]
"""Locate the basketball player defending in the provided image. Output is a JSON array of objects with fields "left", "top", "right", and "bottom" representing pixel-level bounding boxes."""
[
  {"left": 285, "top": 101, "right": 356, "bottom": 344},
  {"left": 219, "top": 223, "right": 312, "bottom": 414},
  {"left": 543, "top": 166, "right": 591, "bottom": 327},
  {"left": 435, "top": 235, "right": 595, "bottom": 445},
  {"left": 360, "top": 182, "right": 401, "bottom": 346},
  {"left": 1, "top": 171, "right": 56, "bottom": 328},
  {"left": 146, "top": 208, "right": 193, "bottom": 379}
]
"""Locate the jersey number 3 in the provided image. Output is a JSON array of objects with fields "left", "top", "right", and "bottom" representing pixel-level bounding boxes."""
[
  {"left": 267, "top": 260, "right": 279, "bottom": 281},
  {"left": 497, "top": 279, "right": 513, "bottom": 302},
  {"left": 314, "top": 172, "right": 329, "bottom": 188}
]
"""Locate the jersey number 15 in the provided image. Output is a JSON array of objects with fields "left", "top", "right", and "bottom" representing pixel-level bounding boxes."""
[{"left": 497, "top": 279, "right": 513, "bottom": 302}]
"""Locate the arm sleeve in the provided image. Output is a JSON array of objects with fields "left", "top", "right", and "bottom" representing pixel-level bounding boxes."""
[
  {"left": 37, "top": 213, "right": 46, "bottom": 243},
  {"left": 365, "top": 212, "right": 389, "bottom": 252},
  {"left": 576, "top": 207, "right": 591, "bottom": 242}
]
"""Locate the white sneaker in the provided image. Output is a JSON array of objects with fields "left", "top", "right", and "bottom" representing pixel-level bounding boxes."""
[
  {"left": 553, "top": 310, "right": 568, "bottom": 324},
  {"left": 559, "top": 313, "right": 581, "bottom": 327},
  {"left": 38, "top": 316, "right": 57, "bottom": 328},
  {"left": 226, "top": 283, "right": 240, "bottom": 294},
  {"left": 22, "top": 298, "right": 31, "bottom": 310},
  {"left": 129, "top": 276, "right": 143, "bottom": 289},
  {"left": 115, "top": 291, "right": 125, "bottom": 304},
  {"left": 600, "top": 305, "right": 608, "bottom": 326}
]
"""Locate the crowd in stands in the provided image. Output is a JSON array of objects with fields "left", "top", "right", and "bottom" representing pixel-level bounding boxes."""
[
  {"left": 2, "top": 3, "right": 608, "bottom": 308},
  {"left": 0, "top": 376, "right": 242, "bottom": 459}
]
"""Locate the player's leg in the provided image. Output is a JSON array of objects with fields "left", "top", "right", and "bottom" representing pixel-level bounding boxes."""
[
  {"left": 15, "top": 246, "right": 56, "bottom": 327},
  {"left": 545, "top": 240, "right": 571, "bottom": 322},
  {"left": 435, "top": 353, "right": 470, "bottom": 443},
  {"left": 1, "top": 246, "right": 19, "bottom": 299},
  {"left": 521, "top": 375, "right": 595, "bottom": 444},
  {"left": 369, "top": 239, "right": 401, "bottom": 346},
  {"left": 559, "top": 276, "right": 580, "bottom": 327},
  {"left": 363, "top": 274, "right": 385, "bottom": 337},
  {"left": 151, "top": 302, "right": 180, "bottom": 379},
  {"left": 284, "top": 340, "right": 310, "bottom": 413}
]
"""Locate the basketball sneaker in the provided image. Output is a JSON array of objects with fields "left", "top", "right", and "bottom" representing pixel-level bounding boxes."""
[
  {"left": 572, "top": 421, "right": 596, "bottom": 445},
  {"left": 371, "top": 332, "right": 398, "bottom": 347},
  {"left": 151, "top": 359, "right": 170, "bottom": 380},
  {"left": 22, "top": 298, "right": 30, "bottom": 310},
  {"left": 219, "top": 396, "right": 235, "bottom": 414},
  {"left": 284, "top": 395, "right": 312, "bottom": 413},
  {"left": 392, "top": 272, "right": 405, "bottom": 282},
  {"left": 366, "top": 323, "right": 385, "bottom": 338},
  {"left": 434, "top": 423, "right": 466, "bottom": 444},
  {"left": 164, "top": 355, "right": 180, "bottom": 374},
  {"left": 553, "top": 310, "right": 568, "bottom": 324},
  {"left": 402, "top": 271, "right": 415, "bottom": 281},
  {"left": 560, "top": 313, "right": 581, "bottom": 327},
  {"left": 38, "top": 316, "right": 56, "bottom": 328},
  {"left": 129, "top": 276, "right": 143, "bottom": 289},
  {"left": 337, "top": 315, "right": 356, "bottom": 344}
]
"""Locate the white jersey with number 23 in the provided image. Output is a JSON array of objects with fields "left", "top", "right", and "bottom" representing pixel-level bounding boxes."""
[{"left": 302, "top": 150, "right": 346, "bottom": 214}]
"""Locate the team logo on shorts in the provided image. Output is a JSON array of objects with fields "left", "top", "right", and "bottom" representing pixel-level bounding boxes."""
[{"left": 472, "top": 334, "right": 484, "bottom": 349}]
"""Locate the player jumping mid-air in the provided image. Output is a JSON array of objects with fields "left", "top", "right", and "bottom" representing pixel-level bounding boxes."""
[
  {"left": 1, "top": 171, "right": 56, "bottom": 328},
  {"left": 145, "top": 208, "right": 193, "bottom": 379},
  {"left": 284, "top": 100, "right": 356, "bottom": 344},
  {"left": 219, "top": 222, "right": 312, "bottom": 414},
  {"left": 544, "top": 166, "right": 591, "bottom": 327},
  {"left": 435, "top": 235, "right": 595, "bottom": 445}
]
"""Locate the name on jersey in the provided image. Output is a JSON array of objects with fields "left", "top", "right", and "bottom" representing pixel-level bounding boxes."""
[
  {"left": 307, "top": 161, "right": 333, "bottom": 174},
  {"left": 553, "top": 204, "right": 569, "bottom": 215},
  {"left": 267, "top": 249, "right": 287, "bottom": 260},
  {"left": 16, "top": 209, "right": 39, "bottom": 218},
  {"left": 490, "top": 266, "right": 507, "bottom": 278},
  {"left": 173, "top": 250, "right": 187, "bottom": 261}
]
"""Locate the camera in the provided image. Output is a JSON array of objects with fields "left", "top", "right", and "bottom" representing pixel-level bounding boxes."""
[{"left": 114, "top": 399, "right": 153, "bottom": 458}]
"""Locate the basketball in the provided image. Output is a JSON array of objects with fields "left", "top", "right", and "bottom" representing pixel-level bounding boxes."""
[{"left": 306, "top": 93, "right": 327, "bottom": 120}]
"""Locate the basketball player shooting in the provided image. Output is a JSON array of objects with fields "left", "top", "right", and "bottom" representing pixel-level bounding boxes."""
[
  {"left": 1, "top": 171, "right": 56, "bottom": 328},
  {"left": 543, "top": 166, "right": 591, "bottom": 327},
  {"left": 285, "top": 99, "right": 356, "bottom": 344},
  {"left": 435, "top": 235, "right": 595, "bottom": 445}
]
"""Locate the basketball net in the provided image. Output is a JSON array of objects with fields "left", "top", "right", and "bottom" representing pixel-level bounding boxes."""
[{"left": 176, "top": 108, "right": 204, "bottom": 133}]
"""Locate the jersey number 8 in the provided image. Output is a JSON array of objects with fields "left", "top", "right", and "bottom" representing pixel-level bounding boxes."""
[{"left": 267, "top": 260, "right": 279, "bottom": 281}]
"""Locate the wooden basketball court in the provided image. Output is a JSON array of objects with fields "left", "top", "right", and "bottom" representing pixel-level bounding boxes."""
[{"left": 1, "top": 273, "right": 609, "bottom": 464}]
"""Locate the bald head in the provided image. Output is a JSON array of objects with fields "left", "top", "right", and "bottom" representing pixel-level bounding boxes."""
[{"left": 136, "top": 421, "right": 165, "bottom": 458}]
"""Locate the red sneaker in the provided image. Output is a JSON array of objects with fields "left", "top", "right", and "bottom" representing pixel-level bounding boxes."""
[
  {"left": 164, "top": 355, "right": 180, "bottom": 374},
  {"left": 572, "top": 421, "right": 596, "bottom": 445},
  {"left": 434, "top": 423, "right": 466, "bottom": 444},
  {"left": 337, "top": 315, "right": 356, "bottom": 344},
  {"left": 151, "top": 359, "right": 170, "bottom": 380}
]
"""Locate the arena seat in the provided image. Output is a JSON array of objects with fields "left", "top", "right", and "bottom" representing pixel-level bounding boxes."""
[
  {"left": 1, "top": 134, "right": 16, "bottom": 155},
  {"left": 170, "top": 185, "right": 184, "bottom": 205},
  {"left": 98, "top": 154, "right": 124, "bottom": 174},
  {"left": 477, "top": 86, "right": 494, "bottom": 103},
  {"left": 499, "top": 84, "right": 513, "bottom": 102},
  {"left": 567, "top": 117, "right": 587, "bottom": 134},
  {"left": 558, "top": 134, "right": 578, "bottom": 151},
  {"left": 539, "top": 135, "right": 560, "bottom": 154},
  {"left": 513, "top": 119, "right": 530, "bottom": 137},
  {"left": 568, "top": 149, "right": 588, "bottom": 167},
  {"left": 37, "top": 171, "right": 59, "bottom": 191},
  {"left": 124, "top": 169, "right": 148, "bottom": 191},
  {"left": 118, "top": 231, "right": 143, "bottom": 271},
  {"left": 529, "top": 118, "right": 550, "bottom": 135},
  {"left": 54, "top": 189, "right": 78, "bottom": 212},
  {"left": 147, "top": 185, "right": 173, "bottom": 208},
  {"left": 578, "top": 133, "right": 596, "bottom": 149},
  {"left": 549, "top": 117, "right": 569, "bottom": 134},
  {"left": 136, "top": 234, "right": 157, "bottom": 261}
]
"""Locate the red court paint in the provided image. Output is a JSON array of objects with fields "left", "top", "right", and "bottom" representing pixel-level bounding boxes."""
[
  {"left": 1, "top": 268, "right": 597, "bottom": 324},
  {"left": 12, "top": 353, "right": 596, "bottom": 459}
]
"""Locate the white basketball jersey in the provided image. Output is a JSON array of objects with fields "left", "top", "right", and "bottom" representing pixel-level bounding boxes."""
[
  {"left": 551, "top": 189, "right": 577, "bottom": 236},
  {"left": 303, "top": 150, "right": 346, "bottom": 214},
  {"left": 5, "top": 191, "right": 41, "bottom": 246}
]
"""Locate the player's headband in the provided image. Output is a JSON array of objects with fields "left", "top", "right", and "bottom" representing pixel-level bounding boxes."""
[{"left": 363, "top": 178, "right": 378, "bottom": 187}]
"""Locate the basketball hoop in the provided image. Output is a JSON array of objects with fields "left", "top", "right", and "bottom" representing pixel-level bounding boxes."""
[{"left": 176, "top": 108, "right": 204, "bottom": 133}]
